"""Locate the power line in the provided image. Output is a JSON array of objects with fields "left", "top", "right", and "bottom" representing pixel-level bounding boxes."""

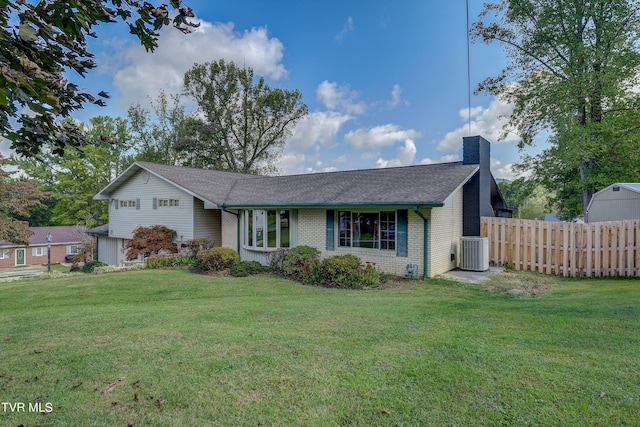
[{"left": 466, "top": 0, "right": 471, "bottom": 135}]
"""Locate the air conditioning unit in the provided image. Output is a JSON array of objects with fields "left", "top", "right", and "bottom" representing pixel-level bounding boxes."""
[{"left": 460, "top": 237, "right": 489, "bottom": 271}]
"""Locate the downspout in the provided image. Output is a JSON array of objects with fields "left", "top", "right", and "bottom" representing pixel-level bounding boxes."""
[
  {"left": 413, "top": 206, "right": 429, "bottom": 281},
  {"left": 220, "top": 204, "right": 240, "bottom": 253}
]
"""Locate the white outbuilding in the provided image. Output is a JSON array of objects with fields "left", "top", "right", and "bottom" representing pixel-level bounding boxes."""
[{"left": 586, "top": 183, "right": 640, "bottom": 223}]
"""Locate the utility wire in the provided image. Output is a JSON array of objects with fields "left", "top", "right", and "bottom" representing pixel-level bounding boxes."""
[{"left": 466, "top": 0, "right": 471, "bottom": 135}]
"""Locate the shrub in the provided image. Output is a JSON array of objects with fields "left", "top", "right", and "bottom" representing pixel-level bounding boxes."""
[
  {"left": 230, "top": 261, "right": 265, "bottom": 277},
  {"left": 266, "top": 248, "right": 288, "bottom": 273},
  {"left": 80, "top": 260, "right": 106, "bottom": 273},
  {"left": 195, "top": 247, "right": 240, "bottom": 272},
  {"left": 300, "top": 259, "right": 322, "bottom": 285},
  {"left": 346, "top": 262, "right": 381, "bottom": 289},
  {"left": 125, "top": 225, "right": 177, "bottom": 260},
  {"left": 94, "top": 265, "right": 125, "bottom": 274},
  {"left": 319, "top": 254, "right": 361, "bottom": 286},
  {"left": 147, "top": 255, "right": 196, "bottom": 269},
  {"left": 185, "top": 237, "right": 214, "bottom": 257},
  {"left": 282, "top": 245, "right": 320, "bottom": 278}
]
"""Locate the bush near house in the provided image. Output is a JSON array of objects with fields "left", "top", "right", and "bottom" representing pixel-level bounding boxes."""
[
  {"left": 147, "top": 255, "right": 197, "bottom": 269},
  {"left": 194, "top": 247, "right": 240, "bottom": 272},
  {"left": 230, "top": 261, "right": 265, "bottom": 277},
  {"left": 125, "top": 225, "right": 177, "bottom": 260},
  {"left": 281, "top": 245, "right": 320, "bottom": 278}
]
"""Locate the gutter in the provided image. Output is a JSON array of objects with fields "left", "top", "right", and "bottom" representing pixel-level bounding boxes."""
[{"left": 413, "top": 206, "right": 429, "bottom": 281}]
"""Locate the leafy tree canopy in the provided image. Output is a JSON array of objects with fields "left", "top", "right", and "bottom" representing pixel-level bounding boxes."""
[
  {"left": 1, "top": 0, "right": 198, "bottom": 157},
  {"left": 472, "top": 0, "right": 640, "bottom": 218},
  {"left": 182, "top": 59, "right": 308, "bottom": 174},
  {"left": 0, "top": 155, "right": 46, "bottom": 245}
]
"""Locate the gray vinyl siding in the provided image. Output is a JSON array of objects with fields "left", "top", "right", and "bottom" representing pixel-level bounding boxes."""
[
  {"left": 96, "top": 237, "right": 127, "bottom": 266},
  {"left": 108, "top": 169, "right": 194, "bottom": 240},
  {"left": 193, "top": 199, "right": 222, "bottom": 246},
  {"left": 588, "top": 186, "right": 640, "bottom": 222}
]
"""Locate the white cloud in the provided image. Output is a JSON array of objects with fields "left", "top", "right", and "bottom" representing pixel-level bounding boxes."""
[
  {"left": 388, "top": 84, "right": 406, "bottom": 108},
  {"left": 316, "top": 81, "right": 368, "bottom": 115},
  {"left": 335, "top": 16, "right": 355, "bottom": 42},
  {"left": 287, "top": 111, "right": 353, "bottom": 152},
  {"left": 417, "top": 153, "right": 460, "bottom": 165},
  {"left": 345, "top": 124, "right": 421, "bottom": 149},
  {"left": 113, "top": 19, "right": 287, "bottom": 110},
  {"left": 375, "top": 139, "right": 417, "bottom": 168},
  {"left": 436, "top": 97, "right": 519, "bottom": 153},
  {"left": 491, "top": 158, "right": 517, "bottom": 180}
]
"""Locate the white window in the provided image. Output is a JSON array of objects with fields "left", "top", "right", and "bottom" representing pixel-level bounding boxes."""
[
  {"left": 0, "top": 249, "right": 9, "bottom": 259},
  {"left": 119, "top": 199, "right": 137, "bottom": 208},
  {"left": 244, "top": 209, "right": 290, "bottom": 249},
  {"left": 32, "top": 247, "right": 46, "bottom": 257},
  {"left": 338, "top": 211, "right": 396, "bottom": 251},
  {"left": 67, "top": 245, "right": 83, "bottom": 255},
  {"left": 158, "top": 198, "right": 179, "bottom": 207}
]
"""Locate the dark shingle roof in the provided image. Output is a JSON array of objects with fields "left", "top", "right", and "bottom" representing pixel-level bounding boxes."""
[
  {"left": 223, "top": 162, "right": 479, "bottom": 207},
  {"left": 95, "top": 161, "right": 479, "bottom": 208},
  {"left": 1, "top": 226, "right": 86, "bottom": 247}
]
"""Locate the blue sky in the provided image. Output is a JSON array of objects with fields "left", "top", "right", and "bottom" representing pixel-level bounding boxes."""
[{"left": 12, "top": 1, "right": 542, "bottom": 178}]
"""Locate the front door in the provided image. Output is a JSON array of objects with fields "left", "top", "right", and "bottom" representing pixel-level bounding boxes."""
[{"left": 15, "top": 249, "right": 26, "bottom": 266}]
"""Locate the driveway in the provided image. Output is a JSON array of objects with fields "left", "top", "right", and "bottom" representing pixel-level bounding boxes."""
[{"left": 0, "top": 266, "right": 47, "bottom": 282}]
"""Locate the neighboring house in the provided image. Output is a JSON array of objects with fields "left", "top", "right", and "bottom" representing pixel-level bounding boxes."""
[
  {"left": 586, "top": 183, "right": 640, "bottom": 223},
  {"left": 93, "top": 135, "right": 513, "bottom": 278},
  {"left": 0, "top": 226, "right": 87, "bottom": 268}
]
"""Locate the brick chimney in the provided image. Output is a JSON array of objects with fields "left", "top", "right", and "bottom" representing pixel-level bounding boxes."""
[{"left": 462, "top": 135, "right": 493, "bottom": 236}]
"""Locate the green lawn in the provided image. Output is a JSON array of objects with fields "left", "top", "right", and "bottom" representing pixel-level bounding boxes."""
[{"left": 1, "top": 270, "right": 638, "bottom": 426}]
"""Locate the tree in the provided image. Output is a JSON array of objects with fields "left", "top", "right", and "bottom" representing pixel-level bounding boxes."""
[
  {"left": 128, "top": 91, "right": 190, "bottom": 165},
  {"left": 125, "top": 225, "right": 177, "bottom": 260},
  {"left": 472, "top": 0, "right": 640, "bottom": 218},
  {"left": 0, "top": 155, "right": 46, "bottom": 245},
  {"left": 11, "top": 115, "right": 134, "bottom": 227},
  {"left": 182, "top": 59, "right": 308, "bottom": 174},
  {"left": 1, "top": 0, "right": 198, "bottom": 157}
]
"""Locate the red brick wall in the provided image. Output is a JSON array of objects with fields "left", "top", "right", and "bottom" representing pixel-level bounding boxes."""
[{"left": 0, "top": 244, "right": 77, "bottom": 268}]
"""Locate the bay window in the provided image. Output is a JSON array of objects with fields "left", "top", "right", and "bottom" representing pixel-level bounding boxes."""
[{"left": 244, "top": 209, "right": 290, "bottom": 250}]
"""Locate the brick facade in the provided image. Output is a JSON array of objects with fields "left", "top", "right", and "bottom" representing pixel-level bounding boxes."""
[{"left": 0, "top": 244, "right": 77, "bottom": 268}]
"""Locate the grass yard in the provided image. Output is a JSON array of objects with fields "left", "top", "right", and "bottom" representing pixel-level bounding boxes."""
[{"left": 1, "top": 270, "right": 639, "bottom": 426}]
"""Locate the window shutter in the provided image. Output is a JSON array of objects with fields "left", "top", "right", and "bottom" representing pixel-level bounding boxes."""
[
  {"left": 114, "top": 199, "right": 118, "bottom": 210},
  {"left": 136, "top": 198, "right": 140, "bottom": 210},
  {"left": 326, "top": 210, "right": 335, "bottom": 251},
  {"left": 153, "top": 198, "right": 157, "bottom": 210},
  {"left": 396, "top": 209, "right": 408, "bottom": 257}
]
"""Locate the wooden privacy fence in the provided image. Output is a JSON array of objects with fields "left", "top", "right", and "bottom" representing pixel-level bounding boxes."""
[{"left": 481, "top": 217, "right": 640, "bottom": 277}]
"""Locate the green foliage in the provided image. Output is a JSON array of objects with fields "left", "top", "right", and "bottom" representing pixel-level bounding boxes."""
[
  {"left": 346, "top": 262, "right": 381, "bottom": 289},
  {"left": 1, "top": 1, "right": 198, "bottom": 157},
  {"left": 497, "top": 178, "right": 551, "bottom": 220},
  {"left": 319, "top": 254, "right": 361, "bottom": 286},
  {"left": 147, "top": 255, "right": 196, "bottom": 269},
  {"left": 195, "top": 247, "right": 240, "bottom": 272},
  {"left": 230, "top": 261, "right": 265, "bottom": 277},
  {"left": 282, "top": 245, "right": 320, "bottom": 278},
  {"left": 10, "top": 116, "right": 134, "bottom": 227},
  {"left": 300, "top": 259, "right": 322, "bottom": 285},
  {"left": 128, "top": 90, "right": 192, "bottom": 165},
  {"left": 125, "top": 225, "right": 177, "bottom": 260},
  {"left": 0, "top": 155, "right": 46, "bottom": 245},
  {"left": 80, "top": 260, "right": 106, "bottom": 273},
  {"left": 472, "top": 0, "right": 640, "bottom": 218},
  {"left": 182, "top": 59, "right": 309, "bottom": 173}
]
